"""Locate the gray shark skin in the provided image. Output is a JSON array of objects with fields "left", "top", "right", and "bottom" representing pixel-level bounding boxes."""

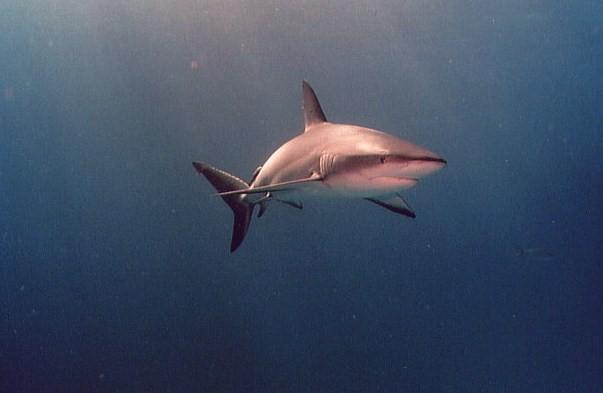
[{"left": 193, "top": 81, "right": 446, "bottom": 252}]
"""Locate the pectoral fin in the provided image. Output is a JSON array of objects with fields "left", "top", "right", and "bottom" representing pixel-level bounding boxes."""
[{"left": 365, "top": 194, "right": 416, "bottom": 218}]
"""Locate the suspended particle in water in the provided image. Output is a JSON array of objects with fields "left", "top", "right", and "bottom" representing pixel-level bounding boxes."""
[{"left": 4, "top": 87, "right": 15, "bottom": 101}]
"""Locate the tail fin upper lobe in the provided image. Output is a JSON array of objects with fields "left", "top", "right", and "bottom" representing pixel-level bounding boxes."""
[{"left": 192, "top": 162, "right": 253, "bottom": 252}]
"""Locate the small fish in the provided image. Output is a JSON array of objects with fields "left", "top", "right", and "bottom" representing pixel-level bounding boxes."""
[{"left": 514, "top": 246, "right": 555, "bottom": 260}]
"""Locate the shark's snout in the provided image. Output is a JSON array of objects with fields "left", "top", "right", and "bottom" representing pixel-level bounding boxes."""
[
  {"left": 395, "top": 157, "right": 445, "bottom": 179},
  {"left": 379, "top": 145, "right": 446, "bottom": 179},
  {"left": 418, "top": 155, "right": 447, "bottom": 168}
]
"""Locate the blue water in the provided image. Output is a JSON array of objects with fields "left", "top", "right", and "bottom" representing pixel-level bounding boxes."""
[{"left": 2, "top": 1, "right": 602, "bottom": 392}]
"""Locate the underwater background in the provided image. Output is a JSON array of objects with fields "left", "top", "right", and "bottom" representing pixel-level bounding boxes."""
[{"left": 1, "top": 1, "right": 602, "bottom": 392}]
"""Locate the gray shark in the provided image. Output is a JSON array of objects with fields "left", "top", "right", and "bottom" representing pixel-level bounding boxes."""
[{"left": 193, "top": 81, "right": 446, "bottom": 252}]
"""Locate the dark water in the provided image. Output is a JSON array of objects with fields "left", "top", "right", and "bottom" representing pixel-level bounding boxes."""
[{"left": 2, "top": 1, "right": 602, "bottom": 392}]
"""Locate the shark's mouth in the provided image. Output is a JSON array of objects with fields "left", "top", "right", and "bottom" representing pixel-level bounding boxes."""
[{"left": 398, "top": 157, "right": 447, "bottom": 179}]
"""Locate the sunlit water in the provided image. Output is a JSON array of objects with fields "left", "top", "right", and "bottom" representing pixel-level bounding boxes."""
[{"left": 1, "top": 1, "right": 602, "bottom": 392}]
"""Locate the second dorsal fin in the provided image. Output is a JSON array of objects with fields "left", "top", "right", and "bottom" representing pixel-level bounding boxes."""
[{"left": 302, "top": 81, "right": 327, "bottom": 131}]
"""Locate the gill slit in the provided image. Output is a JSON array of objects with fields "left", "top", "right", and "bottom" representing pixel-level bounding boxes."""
[{"left": 319, "top": 153, "right": 335, "bottom": 177}]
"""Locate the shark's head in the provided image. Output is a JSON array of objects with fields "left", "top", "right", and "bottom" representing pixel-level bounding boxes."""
[
  {"left": 319, "top": 126, "right": 447, "bottom": 196},
  {"left": 363, "top": 128, "right": 447, "bottom": 179}
]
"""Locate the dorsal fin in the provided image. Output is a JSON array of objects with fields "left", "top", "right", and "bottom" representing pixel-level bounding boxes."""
[{"left": 302, "top": 81, "right": 327, "bottom": 131}]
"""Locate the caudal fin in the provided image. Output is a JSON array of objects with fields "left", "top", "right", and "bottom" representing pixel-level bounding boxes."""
[{"left": 192, "top": 161, "right": 253, "bottom": 252}]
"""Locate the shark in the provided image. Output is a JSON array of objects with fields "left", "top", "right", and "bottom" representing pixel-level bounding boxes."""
[{"left": 193, "top": 81, "right": 446, "bottom": 252}]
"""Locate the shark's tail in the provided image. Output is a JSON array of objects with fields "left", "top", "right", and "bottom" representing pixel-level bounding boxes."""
[{"left": 193, "top": 161, "right": 253, "bottom": 252}]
